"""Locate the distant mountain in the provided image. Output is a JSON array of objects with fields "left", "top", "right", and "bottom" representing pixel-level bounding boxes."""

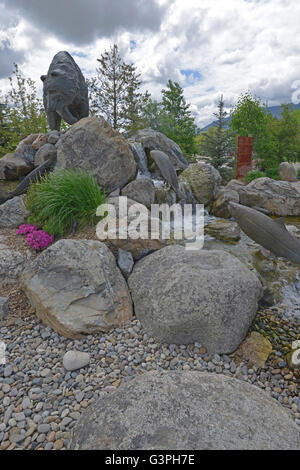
[{"left": 200, "top": 103, "right": 300, "bottom": 133}]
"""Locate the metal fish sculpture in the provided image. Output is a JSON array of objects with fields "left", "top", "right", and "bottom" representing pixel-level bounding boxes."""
[
  {"left": 150, "top": 150, "right": 181, "bottom": 197},
  {"left": 229, "top": 202, "right": 300, "bottom": 265}
]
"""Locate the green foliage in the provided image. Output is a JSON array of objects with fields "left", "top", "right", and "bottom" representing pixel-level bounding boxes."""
[
  {"left": 160, "top": 80, "right": 197, "bottom": 156},
  {"left": 264, "top": 167, "right": 280, "bottom": 180},
  {"left": 218, "top": 165, "right": 234, "bottom": 184},
  {"left": 244, "top": 170, "right": 265, "bottom": 183},
  {"left": 230, "top": 91, "right": 268, "bottom": 138},
  {"left": 0, "top": 64, "right": 48, "bottom": 157},
  {"left": 88, "top": 44, "right": 149, "bottom": 134},
  {"left": 230, "top": 91, "right": 276, "bottom": 167},
  {"left": 26, "top": 169, "right": 106, "bottom": 237},
  {"left": 230, "top": 92, "right": 300, "bottom": 169},
  {"left": 268, "top": 104, "right": 300, "bottom": 163},
  {"left": 141, "top": 81, "right": 197, "bottom": 158},
  {"left": 200, "top": 95, "right": 234, "bottom": 168}
]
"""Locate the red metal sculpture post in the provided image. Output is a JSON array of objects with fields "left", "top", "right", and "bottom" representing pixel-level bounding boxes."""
[{"left": 234, "top": 135, "right": 253, "bottom": 179}]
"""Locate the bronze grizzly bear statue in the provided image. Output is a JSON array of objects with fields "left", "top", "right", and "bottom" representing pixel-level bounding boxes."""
[{"left": 41, "top": 51, "right": 89, "bottom": 131}]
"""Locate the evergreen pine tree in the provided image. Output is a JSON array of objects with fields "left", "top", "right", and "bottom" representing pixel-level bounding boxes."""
[
  {"left": 201, "top": 95, "right": 233, "bottom": 168},
  {"left": 88, "top": 44, "right": 149, "bottom": 133},
  {"left": 160, "top": 80, "right": 197, "bottom": 156}
]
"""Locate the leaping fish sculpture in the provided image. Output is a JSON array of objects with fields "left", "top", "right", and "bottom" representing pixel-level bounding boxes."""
[{"left": 229, "top": 202, "right": 300, "bottom": 265}]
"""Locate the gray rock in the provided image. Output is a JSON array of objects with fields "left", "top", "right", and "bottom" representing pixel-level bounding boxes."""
[
  {"left": 37, "top": 423, "right": 50, "bottom": 434},
  {"left": 128, "top": 246, "right": 262, "bottom": 354},
  {"left": 20, "top": 239, "right": 133, "bottom": 339},
  {"left": 98, "top": 196, "right": 166, "bottom": 261},
  {"left": 279, "top": 162, "right": 297, "bottom": 182},
  {"left": 0, "top": 297, "right": 9, "bottom": 320},
  {"left": 121, "top": 178, "right": 155, "bottom": 209},
  {"left": 205, "top": 219, "right": 241, "bottom": 242},
  {"left": 117, "top": 249, "right": 134, "bottom": 277},
  {"left": 212, "top": 188, "right": 240, "bottom": 218},
  {"left": 34, "top": 143, "right": 57, "bottom": 168},
  {"left": 0, "top": 195, "right": 30, "bottom": 228},
  {"left": 4, "top": 365, "right": 13, "bottom": 377},
  {"left": 0, "top": 152, "right": 33, "bottom": 180},
  {"left": 56, "top": 116, "right": 137, "bottom": 193},
  {"left": 179, "top": 162, "right": 222, "bottom": 209},
  {"left": 47, "top": 130, "right": 60, "bottom": 145},
  {"left": 32, "top": 134, "right": 47, "bottom": 150},
  {"left": 130, "top": 128, "right": 188, "bottom": 170},
  {"left": 70, "top": 371, "right": 300, "bottom": 450},
  {"left": 63, "top": 351, "right": 90, "bottom": 371},
  {"left": 0, "top": 240, "right": 33, "bottom": 284},
  {"left": 235, "top": 178, "right": 300, "bottom": 216}
]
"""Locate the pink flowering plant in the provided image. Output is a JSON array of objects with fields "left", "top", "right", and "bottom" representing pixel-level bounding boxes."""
[
  {"left": 16, "top": 224, "right": 54, "bottom": 251},
  {"left": 15, "top": 224, "right": 38, "bottom": 235}
]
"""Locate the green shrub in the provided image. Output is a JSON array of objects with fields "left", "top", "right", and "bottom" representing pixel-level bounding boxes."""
[
  {"left": 244, "top": 170, "right": 265, "bottom": 183},
  {"left": 219, "top": 166, "right": 234, "bottom": 185},
  {"left": 26, "top": 169, "right": 106, "bottom": 236},
  {"left": 265, "top": 167, "right": 280, "bottom": 180}
]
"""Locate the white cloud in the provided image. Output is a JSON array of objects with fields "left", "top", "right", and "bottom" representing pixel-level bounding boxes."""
[{"left": 0, "top": 0, "right": 300, "bottom": 127}]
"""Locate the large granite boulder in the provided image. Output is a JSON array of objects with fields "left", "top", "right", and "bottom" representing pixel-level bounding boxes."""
[
  {"left": 0, "top": 195, "right": 30, "bottom": 228},
  {"left": 0, "top": 153, "right": 34, "bottom": 180},
  {"left": 130, "top": 128, "right": 188, "bottom": 170},
  {"left": 70, "top": 371, "right": 300, "bottom": 450},
  {"left": 179, "top": 162, "right": 222, "bottom": 209},
  {"left": 0, "top": 236, "right": 32, "bottom": 284},
  {"left": 56, "top": 116, "right": 137, "bottom": 193},
  {"left": 128, "top": 245, "right": 262, "bottom": 354},
  {"left": 20, "top": 239, "right": 133, "bottom": 338},
  {"left": 279, "top": 162, "right": 297, "bottom": 182},
  {"left": 121, "top": 178, "right": 155, "bottom": 209},
  {"left": 237, "top": 178, "right": 300, "bottom": 216}
]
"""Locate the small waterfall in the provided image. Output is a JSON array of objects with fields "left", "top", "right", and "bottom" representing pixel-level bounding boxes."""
[{"left": 129, "top": 142, "right": 151, "bottom": 178}]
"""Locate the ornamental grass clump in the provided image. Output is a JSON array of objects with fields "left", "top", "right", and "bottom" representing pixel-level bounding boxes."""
[{"left": 26, "top": 169, "right": 106, "bottom": 236}]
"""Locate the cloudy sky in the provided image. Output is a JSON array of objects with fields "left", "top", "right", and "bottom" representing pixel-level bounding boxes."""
[{"left": 0, "top": 0, "right": 300, "bottom": 128}]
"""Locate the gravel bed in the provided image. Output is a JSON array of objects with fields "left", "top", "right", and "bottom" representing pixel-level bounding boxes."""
[{"left": 0, "top": 298, "right": 299, "bottom": 450}]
